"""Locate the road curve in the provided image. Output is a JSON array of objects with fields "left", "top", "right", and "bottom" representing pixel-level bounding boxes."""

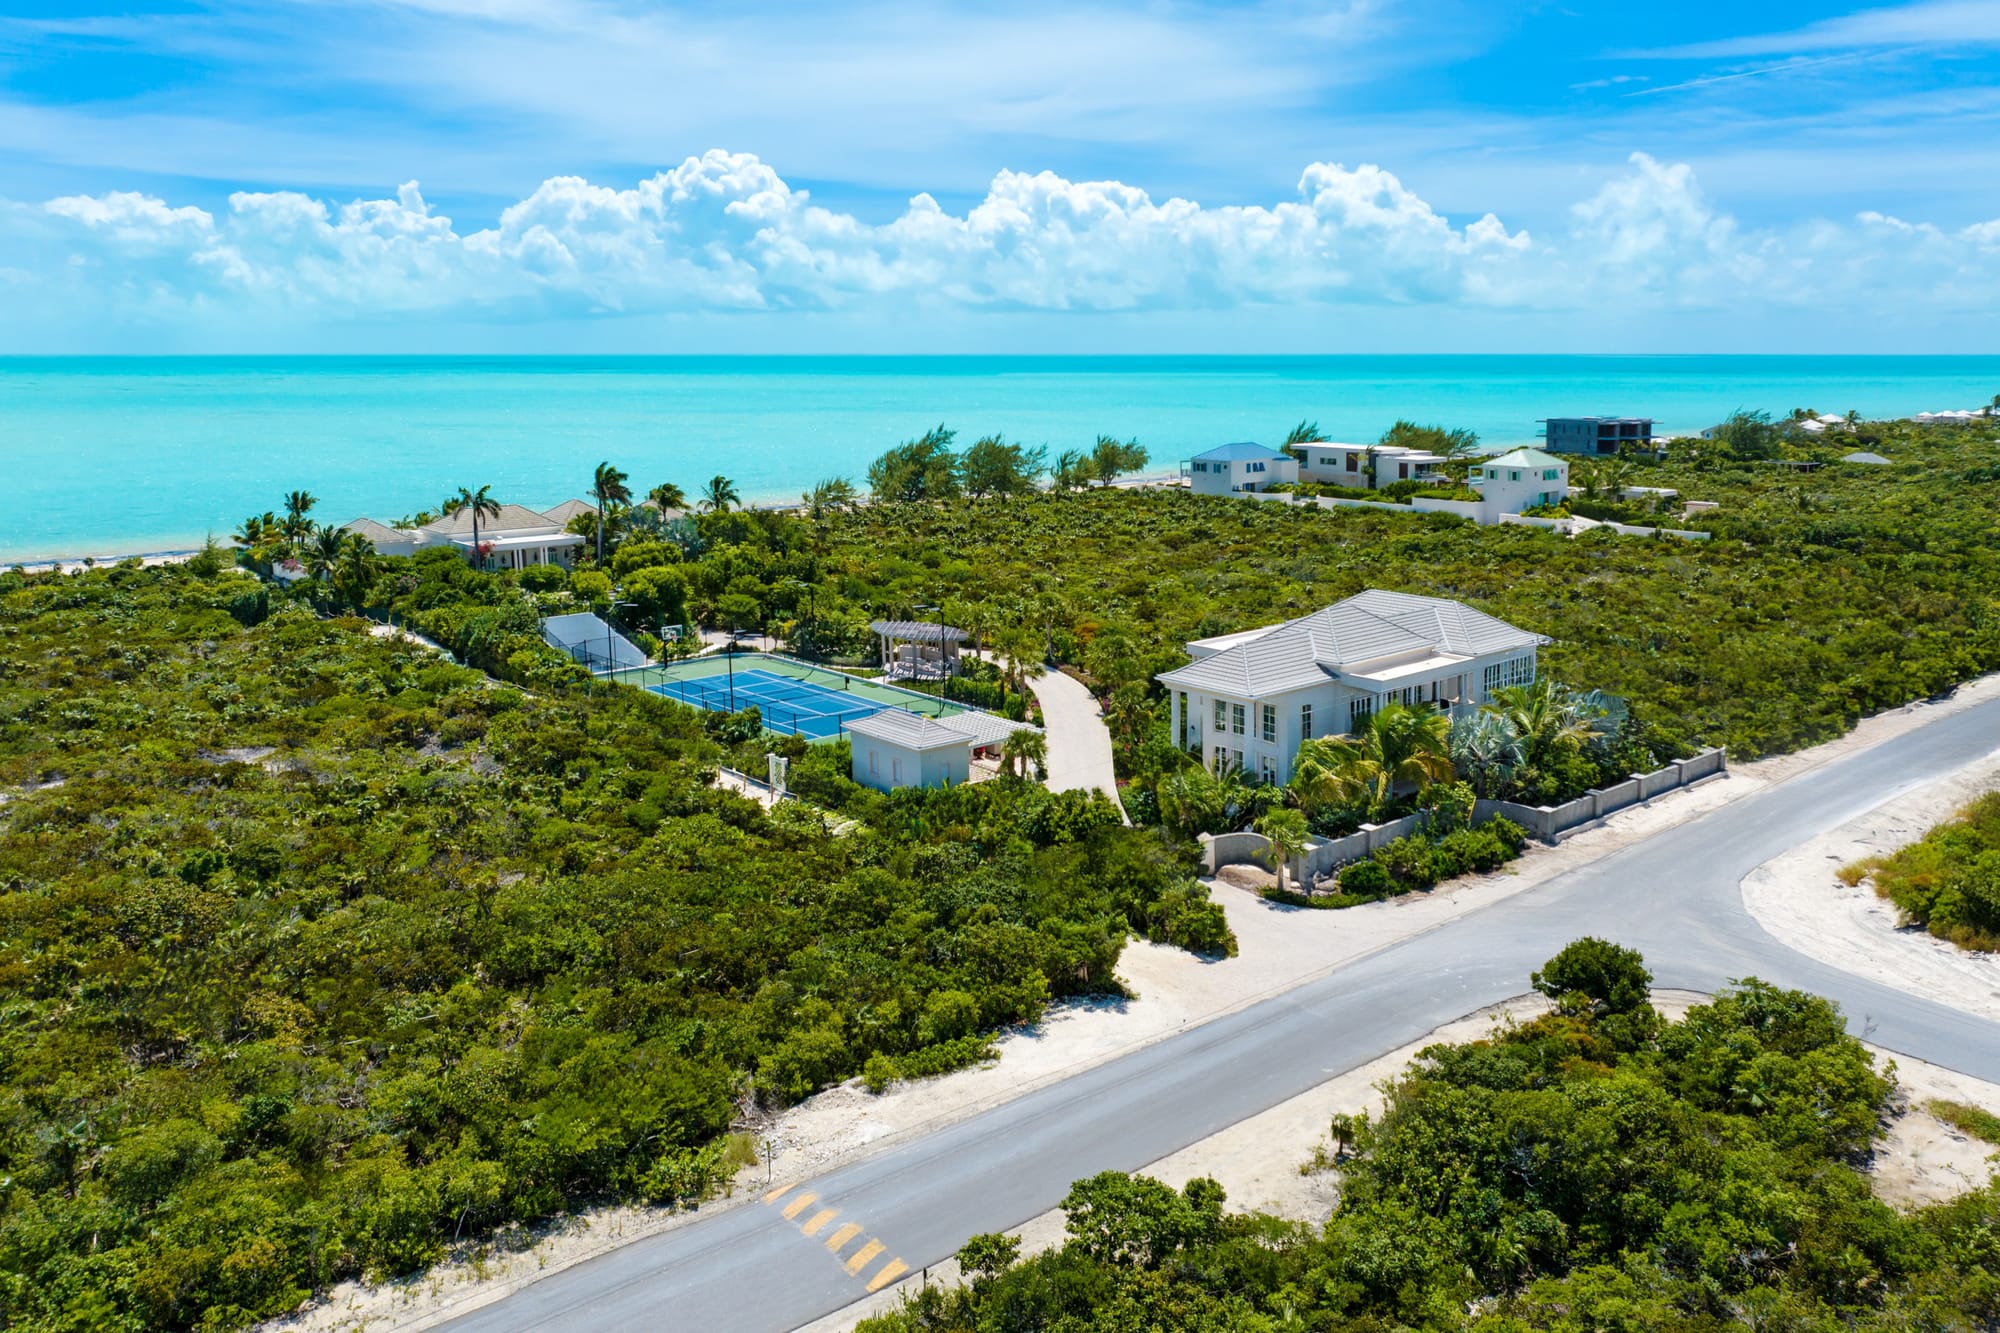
[{"left": 441, "top": 692, "right": 2000, "bottom": 1333}]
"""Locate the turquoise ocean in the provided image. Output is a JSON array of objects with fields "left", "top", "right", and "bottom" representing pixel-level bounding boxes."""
[{"left": 3, "top": 355, "right": 1997, "bottom": 563}]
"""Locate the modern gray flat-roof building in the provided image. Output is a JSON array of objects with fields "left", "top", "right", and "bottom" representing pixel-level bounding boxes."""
[{"left": 1540, "top": 417, "right": 1655, "bottom": 456}]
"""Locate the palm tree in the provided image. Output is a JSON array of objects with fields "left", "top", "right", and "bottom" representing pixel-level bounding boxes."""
[
  {"left": 1289, "top": 703, "right": 1453, "bottom": 820},
  {"left": 232, "top": 512, "right": 274, "bottom": 550},
  {"left": 1447, "top": 711, "right": 1524, "bottom": 798},
  {"left": 1485, "top": 679, "right": 1598, "bottom": 768},
  {"left": 1000, "top": 728, "right": 1048, "bottom": 781},
  {"left": 280, "top": 490, "right": 318, "bottom": 547},
  {"left": 332, "top": 533, "right": 380, "bottom": 610},
  {"left": 700, "top": 475, "right": 740, "bottom": 514},
  {"left": 592, "top": 461, "right": 632, "bottom": 563},
  {"left": 302, "top": 523, "right": 346, "bottom": 583},
  {"left": 453, "top": 484, "right": 501, "bottom": 568},
  {"left": 1254, "top": 807, "right": 1311, "bottom": 894},
  {"left": 647, "top": 481, "right": 687, "bottom": 513}
]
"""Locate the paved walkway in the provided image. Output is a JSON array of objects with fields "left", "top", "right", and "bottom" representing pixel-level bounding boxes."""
[{"left": 1024, "top": 666, "right": 1127, "bottom": 820}]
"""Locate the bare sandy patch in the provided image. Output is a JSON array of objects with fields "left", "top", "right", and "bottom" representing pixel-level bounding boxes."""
[
  {"left": 1871, "top": 1058, "right": 2000, "bottom": 1210},
  {"left": 1742, "top": 746, "right": 2000, "bottom": 1023}
]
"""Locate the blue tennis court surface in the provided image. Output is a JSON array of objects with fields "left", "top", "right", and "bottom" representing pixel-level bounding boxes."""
[{"left": 646, "top": 667, "right": 902, "bottom": 739}]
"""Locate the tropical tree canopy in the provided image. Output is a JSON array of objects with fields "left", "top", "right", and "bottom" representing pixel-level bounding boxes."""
[
  {"left": 1379, "top": 419, "right": 1479, "bottom": 456},
  {"left": 960, "top": 435, "right": 1048, "bottom": 498},
  {"left": 867, "top": 426, "right": 962, "bottom": 502}
]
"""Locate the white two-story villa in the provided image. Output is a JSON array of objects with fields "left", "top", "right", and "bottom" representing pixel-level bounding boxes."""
[
  {"left": 1293, "top": 443, "right": 1451, "bottom": 489},
  {"left": 1156, "top": 590, "right": 1547, "bottom": 784},
  {"left": 1183, "top": 442, "right": 1299, "bottom": 495}
]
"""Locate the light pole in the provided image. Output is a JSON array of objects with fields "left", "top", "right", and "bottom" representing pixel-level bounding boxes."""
[{"left": 915, "top": 602, "right": 944, "bottom": 703}]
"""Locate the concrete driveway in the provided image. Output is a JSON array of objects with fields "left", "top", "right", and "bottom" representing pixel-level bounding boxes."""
[{"left": 1024, "top": 666, "right": 1126, "bottom": 819}]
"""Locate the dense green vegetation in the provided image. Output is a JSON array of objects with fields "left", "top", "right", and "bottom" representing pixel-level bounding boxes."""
[
  {"left": 0, "top": 560, "right": 1226, "bottom": 1331},
  {"left": 864, "top": 941, "right": 2000, "bottom": 1332},
  {"left": 1855, "top": 791, "right": 2000, "bottom": 951}
]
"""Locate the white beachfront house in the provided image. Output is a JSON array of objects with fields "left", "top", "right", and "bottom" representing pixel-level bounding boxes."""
[
  {"left": 1467, "top": 449, "right": 1568, "bottom": 519},
  {"left": 1155, "top": 590, "right": 1547, "bottom": 785},
  {"left": 1183, "top": 442, "right": 1299, "bottom": 496},
  {"left": 1293, "top": 443, "right": 1450, "bottom": 489},
  {"left": 340, "top": 500, "right": 592, "bottom": 570}
]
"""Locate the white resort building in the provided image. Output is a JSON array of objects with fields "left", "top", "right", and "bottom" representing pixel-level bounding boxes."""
[
  {"left": 1156, "top": 590, "right": 1546, "bottom": 784},
  {"left": 1293, "top": 443, "right": 1451, "bottom": 489},
  {"left": 340, "top": 501, "right": 592, "bottom": 570}
]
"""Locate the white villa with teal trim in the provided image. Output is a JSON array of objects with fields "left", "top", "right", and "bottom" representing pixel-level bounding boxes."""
[
  {"left": 1468, "top": 448, "right": 1569, "bottom": 519},
  {"left": 1156, "top": 590, "right": 1547, "bottom": 784}
]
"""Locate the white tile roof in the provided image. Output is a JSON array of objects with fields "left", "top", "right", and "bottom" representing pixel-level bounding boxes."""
[{"left": 1157, "top": 590, "right": 1545, "bottom": 697}]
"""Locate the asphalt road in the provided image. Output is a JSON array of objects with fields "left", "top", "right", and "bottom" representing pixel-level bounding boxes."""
[{"left": 442, "top": 691, "right": 2000, "bottom": 1333}]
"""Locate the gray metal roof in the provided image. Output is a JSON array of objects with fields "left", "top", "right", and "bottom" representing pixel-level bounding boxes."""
[
  {"left": 935, "top": 711, "right": 1037, "bottom": 747},
  {"left": 1156, "top": 590, "right": 1545, "bottom": 697},
  {"left": 844, "top": 709, "right": 975, "bottom": 751},
  {"left": 1189, "top": 441, "right": 1287, "bottom": 463},
  {"left": 869, "top": 620, "right": 969, "bottom": 642}
]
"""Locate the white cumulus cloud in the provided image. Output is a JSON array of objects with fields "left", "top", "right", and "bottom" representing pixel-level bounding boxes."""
[{"left": 4, "top": 148, "right": 1997, "bottom": 344}]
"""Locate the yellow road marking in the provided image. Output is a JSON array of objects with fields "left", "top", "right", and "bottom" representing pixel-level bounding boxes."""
[
  {"left": 762, "top": 1184, "right": 795, "bottom": 1205},
  {"left": 781, "top": 1192, "right": 819, "bottom": 1220},
  {"left": 866, "top": 1259, "right": 909, "bottom": 1293},
  {"left": 824, "top": 1222, "right": 863, "bottom": 1254},
  {"left": 844, "top": 1239, "right": 884, "bottom": 1275},
  {"left": 800, "top": 1208, "right": 839, "bottom": 1237}
]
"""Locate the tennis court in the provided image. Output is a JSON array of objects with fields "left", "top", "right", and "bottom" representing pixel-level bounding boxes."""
[
  {"left": 647, "top": 668, "right": 894, "bottom": 739},
  {"left": 616, "top": 653, "right": 970, "bottom": 740}
]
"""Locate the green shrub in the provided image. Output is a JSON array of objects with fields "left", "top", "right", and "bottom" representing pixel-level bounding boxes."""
[
  {"left": 1862, "top": 792, "right": 2000, "bottom": 950},
  {"left": 1338, "top": 858, "right": 1393, "bottom": 897}
]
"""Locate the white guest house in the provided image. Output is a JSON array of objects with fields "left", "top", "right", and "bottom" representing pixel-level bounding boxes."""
[{"left": 1156, "top": 590, "right": 1547, "bottom": 784}]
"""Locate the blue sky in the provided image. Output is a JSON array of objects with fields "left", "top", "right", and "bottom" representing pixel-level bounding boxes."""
[{"left": 0, "top": 0, "right": 1996, "bottom": 352}]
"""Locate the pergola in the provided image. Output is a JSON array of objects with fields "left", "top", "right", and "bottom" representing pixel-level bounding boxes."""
[{"left": 870, "top": 619, "right": 968, "bottom": 682}]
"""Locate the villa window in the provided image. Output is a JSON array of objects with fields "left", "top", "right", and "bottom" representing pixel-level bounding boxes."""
[
  {"left": 1260, "top": 704, "right": 1276, "bottom": 742},
  {"left": 1346, "top": 452, "right": 1360, "bottom": 470},
  {"left": 892, "top": 757, "right": 903, "bottom": 784},
  {"left": 1258, "top": 754, "right": 1277, "bottom": 784},
  {"left": 868, "top": 751, "right": 878, "bottom": 777},
  {"left": 1192, "top": 461, "right": 1208, "bottom": 472},
  {"left": 1349, "top": 696, "right": 1375, "bottom": 730},
  {"left": 1482, "top": 656, "right": 1534, "bottom": 694},
  {"left": 1246, "top": 461, "right": 1265, "bottom": 473},
  {"left": 1510, "top": 470, "right": 1521, "bottom": 481},
  {"left": 1300, "top": 702, "right": 1313, "bottom": 737},
  {"left": 1214, "top": 699, "right": 1228, "bottom": 731},
  {"left": 1231, "top": 703, "right": 1246, "bottom": 736}
]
